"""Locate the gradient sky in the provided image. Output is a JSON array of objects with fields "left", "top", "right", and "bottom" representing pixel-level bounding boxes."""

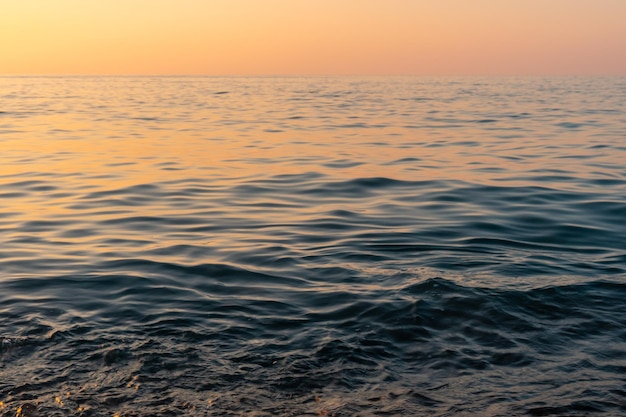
[{"left": 2, "top": 0, "right": 625, "bottom": 75}]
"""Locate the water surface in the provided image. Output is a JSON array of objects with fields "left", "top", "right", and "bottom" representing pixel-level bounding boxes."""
[{"left": 1, "top": 76, "right": 625, "bottom": 416}]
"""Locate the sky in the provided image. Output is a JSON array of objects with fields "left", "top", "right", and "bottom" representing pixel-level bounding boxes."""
[{"left": 1, "top": 0, "right": 625, "bottom": 76}]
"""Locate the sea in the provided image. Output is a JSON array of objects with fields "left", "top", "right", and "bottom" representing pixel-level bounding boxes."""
[{"left": 1, "top": 76, "right": 625, "bottom": 416}]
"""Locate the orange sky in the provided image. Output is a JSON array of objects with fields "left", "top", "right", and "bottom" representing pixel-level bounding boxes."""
[{"left": 1, "top": 0, "right": 625, "bottom": 75}]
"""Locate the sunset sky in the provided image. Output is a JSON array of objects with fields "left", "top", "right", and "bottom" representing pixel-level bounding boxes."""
[{"left": 2, "top": 0, "right": 625, "bottom": 76}]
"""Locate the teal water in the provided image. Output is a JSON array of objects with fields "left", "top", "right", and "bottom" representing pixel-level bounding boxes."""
[{"left": 1, "top": 76, "right": 625, "bottom": 416}]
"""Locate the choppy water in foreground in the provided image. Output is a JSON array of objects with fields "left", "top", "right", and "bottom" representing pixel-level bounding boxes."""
[{"left": 1, "top": 76, "right": 625, "bottom": 416}]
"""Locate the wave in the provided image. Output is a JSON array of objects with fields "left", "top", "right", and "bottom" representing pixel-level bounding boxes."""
[{"left": 1, "top": 269, "right": 624, "bottom": 415}]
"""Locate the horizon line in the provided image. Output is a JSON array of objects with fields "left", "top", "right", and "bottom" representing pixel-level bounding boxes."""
[{"left": 2, "top": 73, "right": 624, "bottom": 78}]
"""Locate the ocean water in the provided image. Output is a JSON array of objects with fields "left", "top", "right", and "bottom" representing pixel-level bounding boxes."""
[{"left": 0, "top": 76, "right": 625, "bottom": 416}]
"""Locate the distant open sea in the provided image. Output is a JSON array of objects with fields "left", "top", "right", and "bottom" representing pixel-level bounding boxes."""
[{"left": 1, "top": 76, "right": 625, "bottom": 416}]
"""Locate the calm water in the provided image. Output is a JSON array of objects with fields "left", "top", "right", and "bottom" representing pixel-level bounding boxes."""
[{"left": 1, "top": 76, "right": 625, "bottom": 416}]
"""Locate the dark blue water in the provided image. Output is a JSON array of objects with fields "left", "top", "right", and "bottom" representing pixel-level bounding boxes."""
[{"left": 1, "top": 76, "right": 625, "bottom": 416}]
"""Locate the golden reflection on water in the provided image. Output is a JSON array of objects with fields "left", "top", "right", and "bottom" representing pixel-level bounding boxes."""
[
  {"left": 1, "top": 76, "right": 622, "bottom": 272},
  {"left": 3, "top": 76, "right": 616, "bottom": 190}
]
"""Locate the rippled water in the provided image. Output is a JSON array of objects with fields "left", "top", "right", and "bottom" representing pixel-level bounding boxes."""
[{"left": 1, "top": 76, "right": 625, "bottom": 416}]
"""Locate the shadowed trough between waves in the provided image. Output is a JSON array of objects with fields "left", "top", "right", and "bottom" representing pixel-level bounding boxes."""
[{"left": 1, "top": 76, "right": 625, "bottom": 416}]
